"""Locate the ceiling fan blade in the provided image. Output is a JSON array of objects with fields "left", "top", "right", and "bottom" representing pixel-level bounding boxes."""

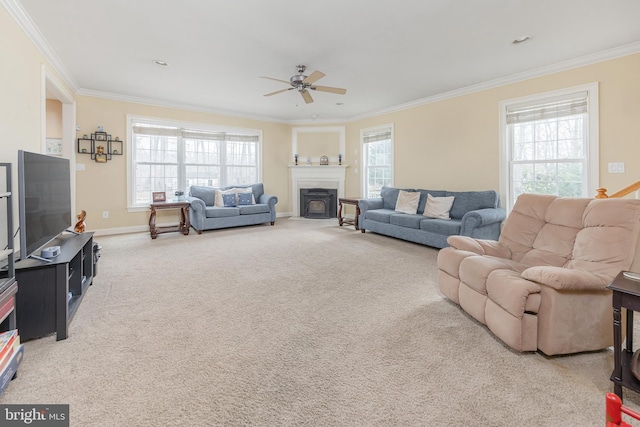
[
  {"left": 300, "top": 89, "right": 314, "bottom": 104},
  {"left": 311, "top": 85, "right": 347, "bottom": 95},
  {"left": 259, "top": 76, "right": 291, "bottom": 85},
  {"left": 264, "top": 88, "right": 293, "bottom": 97},
  {"left": 303, "top": 71, "right": 325, "bottom": 84}
]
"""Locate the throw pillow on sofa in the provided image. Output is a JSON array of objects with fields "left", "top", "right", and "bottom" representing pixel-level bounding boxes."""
[
  {"left": 222, "top": 193, "right": 237, "bottom": 207},
  {"left": 395, "top": 190, "right": 420, "bottom": 215},
  {"left": 215, "top": 188, "right": 237, "bottom": 207},
  {"left": 238, "top": 192, "right": 253, "bottom": 205},
  {"left": 423, "top": 194, "right": 455, "bottom": 219},
  {"left": 232, "top": 187, "right": 256, "bottom": 204}
]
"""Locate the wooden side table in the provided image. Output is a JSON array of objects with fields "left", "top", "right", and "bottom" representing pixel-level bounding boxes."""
[
  {"left": 149, "top": 201, "right": 190, "bottom": 239},
  {"left": 338, "top": 197, "right": 361, "bottom": 230},
  {"left": 609, "top": 271, "right": 640, "bottom": 400}
]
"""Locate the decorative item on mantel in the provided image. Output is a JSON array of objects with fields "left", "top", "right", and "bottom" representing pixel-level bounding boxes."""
[
  {"left": 306, "top": 156, "right": 312, "bottom": 165},
  {"left": 338, "top": 154, "right": 342, "bottom": 165},
  {"left": 294, "top": 154, "right": 298, "bottom": 165},
  {"left": 76, "top": 126, "right": 123, "bottom": 163},
  {"left": 320, "top": 155, "right": 329, "bottom": 165}
]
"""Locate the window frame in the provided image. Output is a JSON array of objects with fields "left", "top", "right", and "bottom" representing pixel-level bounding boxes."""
[
  {"left": 498, "top": 83, "right": 599, "bottom": 212},
  {"left": 360, "top": 123, "right": 394, "bottom": 199},
  {"left": 126, "top": 115, "right": 262, "bottom": 211}
]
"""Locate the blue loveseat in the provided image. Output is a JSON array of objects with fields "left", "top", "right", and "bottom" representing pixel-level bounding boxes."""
[
  {"left": 186, "top": 183, "right": 278, "bottom": 234},
  {"left": 358, "top": 186, "right": 505, "bottom": 248}
]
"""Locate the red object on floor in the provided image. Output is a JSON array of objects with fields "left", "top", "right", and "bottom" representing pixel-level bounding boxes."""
[{"left": 607, "top": 393, "right": 640, "bottom": 426}]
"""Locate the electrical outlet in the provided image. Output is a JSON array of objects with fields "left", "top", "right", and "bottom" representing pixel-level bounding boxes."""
[
  {"left": 76, "top": 163, "right": 85, "bottom": 171},
  {"left": 102, "top": 211, "right": 109, "bottom": 219}
]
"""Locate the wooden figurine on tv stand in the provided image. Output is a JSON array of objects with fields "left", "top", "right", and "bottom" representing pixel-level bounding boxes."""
[{"left": 74, "top": 210, "right": 86, "bottom": 233}]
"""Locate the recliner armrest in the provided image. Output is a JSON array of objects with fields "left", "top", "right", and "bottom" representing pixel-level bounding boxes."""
[
  {"left": 521, "top": 266, "right": 610, "bottom": 291},
  {"left": 447, "top": 235, "right": 512, "bottom": 258}
]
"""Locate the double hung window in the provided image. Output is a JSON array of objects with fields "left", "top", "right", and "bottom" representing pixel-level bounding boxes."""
[
  {"left": 499, "top": 84, "right": 598, "bottom": 211},
  {"left": 361, "top": 125, "right": 394, "bottom": 199},
  {"left": 128, "top": 117, "right": 260, "bottom": 209}
]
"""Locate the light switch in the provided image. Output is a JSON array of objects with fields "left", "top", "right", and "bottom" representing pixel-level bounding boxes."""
[
  {"left": 608, "top": 162, "right": 625, "bottom": 173},
  {"left": 76, "top": 163, "right": 85, "bottom": 171}
]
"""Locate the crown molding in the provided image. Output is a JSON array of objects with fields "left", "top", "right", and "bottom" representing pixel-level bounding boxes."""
[
  {"left": 2, "top": 0, "right": 79, "bottom": 92},
  {"left": 345, "top": 41, "right": 640, "bottom": 122},
  {"left": 5, "top": 0, "right": 640, "bottom": 125},
  {"left": 76, "top": 89, "right": 290, "bottom": 124}
]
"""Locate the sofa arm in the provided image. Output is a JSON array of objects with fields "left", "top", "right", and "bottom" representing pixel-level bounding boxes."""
[
  {"left": 259, "top": 193, "right": 278, "bottom": 223},
  {"left": 186, "top": 196, "right": 206, "bottom": 230},
  {"left": 447, "top": 235, "right": 511, "bottom": 258},
  {"left": 358, "top": 198, "right": 383, "bottom": 214},
  {"left": 460, "top": 208, "right": 506, "bottom": 236},
  {"left": 357, "top": 198, "right": 383, "bottom": 231},
  {"left": 521, "top": 266, "right": 611, "bottom": 291}
]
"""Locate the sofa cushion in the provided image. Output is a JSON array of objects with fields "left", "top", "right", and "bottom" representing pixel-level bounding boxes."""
[
  {"left": 423, "top": 194, "right": 455, "bottom": 219},
  {"left": 395, "top": 190, "right": 420, "bottom": 214},
  {"left": 223, "top": 193, "right": 237, "bottom": 207},
  {"left": 566, "top": 198, "right": 640, "bottom": 279},
  {"left": 486, "top": 269, "right": 542, "bottom": 317},
  {"left": 238, "top": 204, "right": 270, "bottom": 215},
  {"left": 365, "top": 209, "right": 395, "bottom": 223},
  {"left": 446, "top": 190, "right": 499, "bottom": 219},
  {"left": 390, "top": 213, "right": 423, "bottom": 229},
  {"left": 380, "top": 186, "right": 401, "bottom": 210},
  {"left": 417, "top": 190, "right": 447, "bottom": 214},
  {"left": 205, "top": 206, "right": 240, "bottom": 218},
  {"left": 189, "top": 185, "right": 215, "bottom": 206},
  {"left": 420, "top": 218, "right": 461, "bottom": 236}
]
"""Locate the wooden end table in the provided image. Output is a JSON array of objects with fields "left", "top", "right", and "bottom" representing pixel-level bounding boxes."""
[
  {"left": 609, "top": 271, "right": 640, "bottom": 400},
  {"left": 149, "top": 201, "right": 190, "bottom": 239},
  {"left": 338, "top": 197, "right": 361, "bottom": 230}
]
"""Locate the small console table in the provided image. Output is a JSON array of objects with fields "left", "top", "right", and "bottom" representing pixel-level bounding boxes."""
[
  {"left": 609, "top": 271, "right": 640, "bottom": 400},
  {"left": 338, "top": 197, "right": 361, "bottom": 230},
  {"left": 149, "top": 201, "right": 190, "bottom": 239}
]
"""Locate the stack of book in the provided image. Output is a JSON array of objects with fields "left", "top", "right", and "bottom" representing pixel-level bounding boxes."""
[{"left": 0, "top": 329, "right": 23, "bottom": 395}]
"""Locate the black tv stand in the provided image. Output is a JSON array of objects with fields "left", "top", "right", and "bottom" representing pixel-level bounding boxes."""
[{"left": 12, "top": 232, "right": 97, "bottom": 341}]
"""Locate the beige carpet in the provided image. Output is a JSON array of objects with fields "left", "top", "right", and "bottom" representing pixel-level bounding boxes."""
[{"left": 1, "top": 218, "right": 638, "bottom": 426}]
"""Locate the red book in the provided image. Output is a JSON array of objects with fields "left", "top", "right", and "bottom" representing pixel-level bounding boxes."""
[
  {"left": 0, "top": 297, "right": 13, "bottom": 322},
  {"left": 0, "top": 331, "right": 17, "bottom": 362}
]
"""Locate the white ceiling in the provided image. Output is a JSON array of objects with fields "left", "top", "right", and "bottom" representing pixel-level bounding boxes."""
[{"left": 13, "top": 0, "right": 640, "bottom": 123}]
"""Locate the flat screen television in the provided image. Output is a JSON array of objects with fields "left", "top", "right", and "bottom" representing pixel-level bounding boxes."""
[{"left": 17, "top": 150, "right": 72, "bottom": 260}]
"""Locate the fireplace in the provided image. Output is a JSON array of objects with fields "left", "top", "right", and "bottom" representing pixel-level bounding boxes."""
[{"left": 300, "top": 188, "right": 338, "bottom": 219}]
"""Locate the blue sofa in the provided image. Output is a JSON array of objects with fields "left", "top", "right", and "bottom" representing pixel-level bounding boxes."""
[
  {"left": 186, "top": 183, "right": 278, "bottom": 234},
  {"left": 358, "top": 186, "right": 505, "bottom": 248}
]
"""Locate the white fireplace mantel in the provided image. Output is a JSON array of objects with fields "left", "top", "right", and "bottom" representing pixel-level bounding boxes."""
[{"left": 289, "top": 165, "right": 348, "bottom": 217}]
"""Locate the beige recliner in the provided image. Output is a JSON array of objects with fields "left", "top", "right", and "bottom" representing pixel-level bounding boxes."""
[{"left": 437, "top": 193, "right": 640, "bottom": 355}]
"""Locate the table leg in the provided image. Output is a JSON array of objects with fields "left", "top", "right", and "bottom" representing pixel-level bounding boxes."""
[
  {"left": 355, "top": 203, "right": 361, "bottom": 230},
  {"left": 181, "top": 206, "right": 190, "bottom": 235},
  {"left": 613, "top": 303, "right": 623, "bottom": 398},
  {"left": 149, "top": 207, "right": 158, "bottom": 239},
  {"left": 338, "top": 200, "right": 344, "bottom": 226}
]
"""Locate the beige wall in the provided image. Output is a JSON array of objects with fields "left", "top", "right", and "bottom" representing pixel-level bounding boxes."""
[
  {"left": 344, "top": 53, "right": 640, "bottom": 200},
  {"left": 1, "top": 6, "right": 75, "bottom": 246},
  {"left": 4, "top": 0, "right": 640, "bottom": 234},
  {"left": 46, "top": 99, "right": 63, "bottom": 139},
  {"left": 75, "top": 96, "right": 291, "bottom": 231}
]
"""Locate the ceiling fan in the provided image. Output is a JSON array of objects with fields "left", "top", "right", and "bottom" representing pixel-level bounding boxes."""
[{"left": 261, "top": 65, "right": 347, "bottom": 104}]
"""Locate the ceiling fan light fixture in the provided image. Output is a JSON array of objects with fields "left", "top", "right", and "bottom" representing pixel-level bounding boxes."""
[
  {"left": 152, "top": 59, "right": 169, "bottom": 67},
  {"left": 512, "top": 36, "right": 531, "bottom": 44}
]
